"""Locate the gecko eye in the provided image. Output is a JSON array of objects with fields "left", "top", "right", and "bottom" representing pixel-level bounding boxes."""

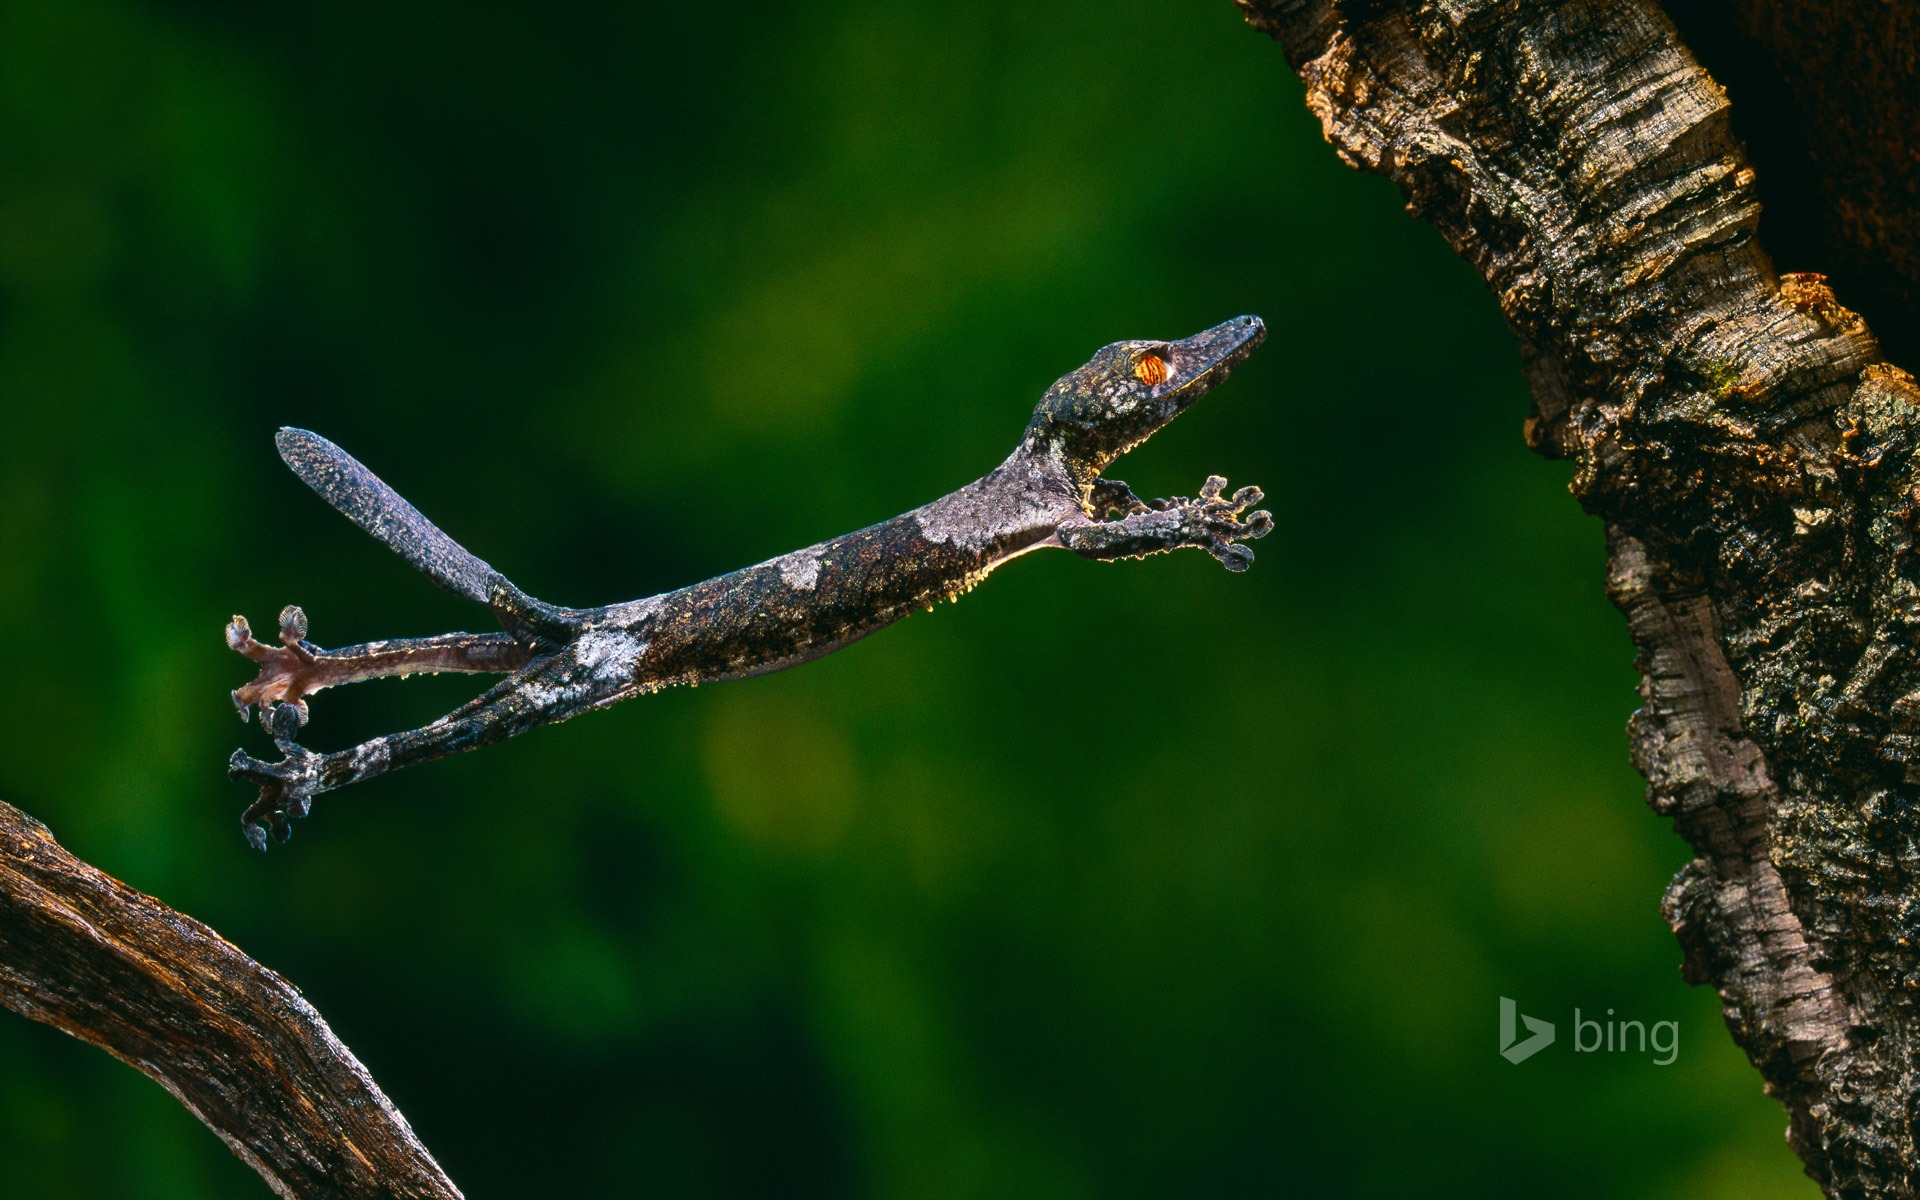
[{"left": 1132, "top": 351, "right": 1169, "bottom": 387}]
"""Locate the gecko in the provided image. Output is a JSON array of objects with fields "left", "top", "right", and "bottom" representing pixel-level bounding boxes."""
[{"left": 226, "top": 314, "right": 1271, "bottom": 849}]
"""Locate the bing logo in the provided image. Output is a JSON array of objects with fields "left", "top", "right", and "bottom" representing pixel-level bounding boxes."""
[{"left": 1499, "top": 997, "right": 1679, "bottom": 1066}]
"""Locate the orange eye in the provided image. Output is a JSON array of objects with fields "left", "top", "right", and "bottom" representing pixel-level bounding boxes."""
[{"left": 1133, "top": 353, "right": 1168, "bottom": 386}]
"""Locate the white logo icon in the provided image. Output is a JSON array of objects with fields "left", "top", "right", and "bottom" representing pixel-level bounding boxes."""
[{"left": 1499, "top": 996, "right": 1556, "bottom": 1064}]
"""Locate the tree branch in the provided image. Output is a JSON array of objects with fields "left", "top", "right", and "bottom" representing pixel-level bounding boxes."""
[
  {"left": 0, "top": 798, "right": 461, "bottom": 1199},
  {"left": 1236, "top": 1, "right": 1920, "bottom": 1194}
]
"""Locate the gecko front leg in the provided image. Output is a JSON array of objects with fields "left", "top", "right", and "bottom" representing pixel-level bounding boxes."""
[{"left": 1058, "top": 475, "right": 1272, "bottom": 571}]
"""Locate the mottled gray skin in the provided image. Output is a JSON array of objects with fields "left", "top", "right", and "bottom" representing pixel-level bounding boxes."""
[{"left": 228, "top": 316, "right": 1270, "bottom": 849}]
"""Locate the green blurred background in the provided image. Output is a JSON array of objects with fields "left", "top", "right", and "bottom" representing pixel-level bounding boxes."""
[{"left": 0, "top": 0, "right": 1815, "bottom": 1195}]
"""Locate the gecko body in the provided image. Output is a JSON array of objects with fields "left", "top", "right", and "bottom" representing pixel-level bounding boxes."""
[{"left": 228, "top": 315, "right": 1271, "bottom": 848}]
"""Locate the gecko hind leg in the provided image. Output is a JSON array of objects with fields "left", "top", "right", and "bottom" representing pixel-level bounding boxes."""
[
  {"left": 227, "top": 603, "right": 538, "bottom": 849},
  {"left": 228, "top": 606, "right": 533, "bottom": 727},
  {"left": 230, "top": 641, "right": 637, "bottom": 849},
  {"left": 230, "top": 687, "right": 515, "bottom": 851}
]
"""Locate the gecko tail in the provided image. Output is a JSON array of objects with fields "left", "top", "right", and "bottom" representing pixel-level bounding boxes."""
[{"left": 274, "top": 427, "right": 502, "bottom": 605}]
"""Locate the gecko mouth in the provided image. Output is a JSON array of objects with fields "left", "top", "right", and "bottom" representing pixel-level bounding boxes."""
[{"left": 1162, "top": 314, "right": 1266, "bottom": 402}]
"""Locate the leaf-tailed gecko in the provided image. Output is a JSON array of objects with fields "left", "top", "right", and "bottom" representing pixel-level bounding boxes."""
[{"left": 227, "top": 315, "right": 1270, "bottom": 849}]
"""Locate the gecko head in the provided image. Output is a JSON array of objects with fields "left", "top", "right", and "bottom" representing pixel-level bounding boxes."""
[{"left": 1019, "top": 315, "right": 1266, "bottom": 485}]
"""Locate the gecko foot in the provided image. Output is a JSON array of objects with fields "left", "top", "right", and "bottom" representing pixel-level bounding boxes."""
[
  {"left": 229, "top": 743, "right": 320, "bottom": 850},
  {"left": 230, "top": 699, "right": 319, "bottom": 849},
  {"left": 1156, "top": 475, "right": 1273, "bottom": 571},
  {"left": 228, "top": 606, "right": 323, "bottom": 725}
]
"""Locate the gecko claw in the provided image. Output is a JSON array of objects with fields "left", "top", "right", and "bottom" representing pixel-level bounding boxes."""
[
  {"left": 1215, "top": 542, "right": 1256, "bottom": 572},
  {"left": 227, "top": 748, "right": 274, "bottom": 785},
  {"left": 265, "top": 699, "right": 308, "bottom": 750}
]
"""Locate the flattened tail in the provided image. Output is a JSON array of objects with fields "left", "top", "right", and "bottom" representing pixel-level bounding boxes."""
[{"left": 275, "top": 427, "right": 500, "bottom": 605}]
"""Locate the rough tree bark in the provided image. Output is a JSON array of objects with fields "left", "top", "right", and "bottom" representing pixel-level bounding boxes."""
[
  {"left": 1668, "top": 0, "right": 1920, "bottom": 359},
  {"left": 1234, "top": 1, "right": 1920, "bottom": 1196},
  {"left": 0, "top": 799, "right": 461, "bottom": 1199}
]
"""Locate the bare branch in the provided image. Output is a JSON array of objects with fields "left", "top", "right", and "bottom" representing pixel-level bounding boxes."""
[{"left": 0, "top": 799, "right": 461, "bottom": 1199}]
